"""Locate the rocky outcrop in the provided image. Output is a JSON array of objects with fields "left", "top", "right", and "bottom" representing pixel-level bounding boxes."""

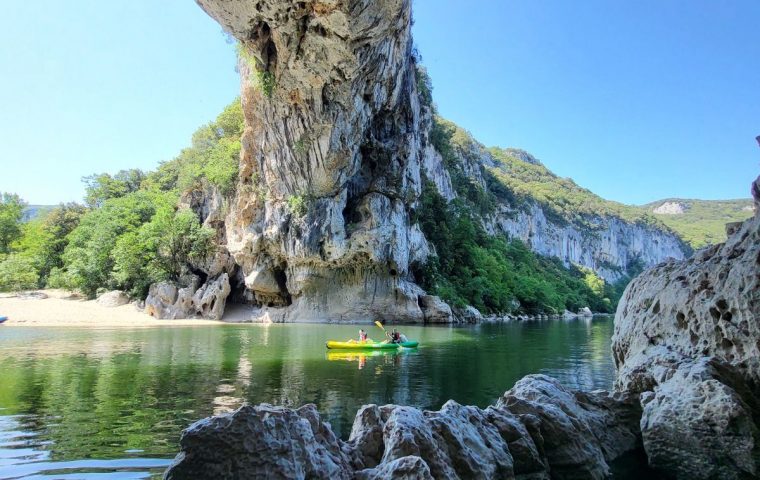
[
  {"left": 164, "top": 375, "right": 641, "bottom": 480},
  {"left": 193, "top": 0, "right": 434, "bottom": 323},
  {"left": 612, "top": 183, "right": 760, "bottom": 479},
  {"left": 145, "top": 273, "right": 230, "bottom": 320},
  {"left": 613, "top": 211, "right": 760, "bottom": 385}
]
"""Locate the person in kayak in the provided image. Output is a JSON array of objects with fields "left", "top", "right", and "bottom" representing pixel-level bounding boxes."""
[
  {"left": 348, "top": 329, "right": 369, "bottom": 344},
  {"left": 386, "top": 328, "right": 408, "bottom": 344}
]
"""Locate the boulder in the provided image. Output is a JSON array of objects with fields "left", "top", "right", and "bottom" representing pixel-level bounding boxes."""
[
  {"left": 418, "top": 295, "right": 453, "bottom": 323},
  {"left": 164, "top": 376, "right": 641, "bottom": 480},
  {"left": 97, "top": 290, "right": 130, "bottom": 307},
  {"left": 499, "top": 375, "right": 641, "bottom": 479},
  {"left": 577, "top": 307, "right": 593, "bottom": 317},
  {"left": 639, "top": 357, "right": 760, "bottom": 479},
  {"left": 163, "top": 404, "right": 353, "bottom": 480}
]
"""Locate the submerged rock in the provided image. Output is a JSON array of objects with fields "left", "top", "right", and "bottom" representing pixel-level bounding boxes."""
[{"left": 164, "top": 375, "right": 640, "bottom": 480}]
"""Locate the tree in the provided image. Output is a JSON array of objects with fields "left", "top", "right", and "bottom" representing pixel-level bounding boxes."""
[
  {"left": 59, "top": 191, "right": 164, "bottom": 296},
  {"left": 0, "top": 255, "right": 38, "bottom": 292},
  {"left": 0, "top": 193, "right": 25, "bottom": 254},
  {"left": 113, "top": 206, "right": 214, "bottom": 297},
  {"left": 83, "top": 169, "right": 145, "bottom": 208}
]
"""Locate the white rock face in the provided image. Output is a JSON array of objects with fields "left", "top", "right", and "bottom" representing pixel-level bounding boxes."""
[{"left": 652, "top": 201, "right": 687, "bottom": 215}]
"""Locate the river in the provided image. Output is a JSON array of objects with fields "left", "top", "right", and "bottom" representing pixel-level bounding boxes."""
[{"left": 0, "top": 318, "right": 616, "bottom": 479}]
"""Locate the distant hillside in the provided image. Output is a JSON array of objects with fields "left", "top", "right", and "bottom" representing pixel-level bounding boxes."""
[
  {"left": 21, "top": 205, "right": 55, "bottom": 222},
  {"left": 643, "top": 198, "right": 754, "bottom": 249}
]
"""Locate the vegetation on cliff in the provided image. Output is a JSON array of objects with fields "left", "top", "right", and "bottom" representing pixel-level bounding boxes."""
[
  {"left": 644, "top": 198, "right": 754, "bottom": 249},
  {"left": 415, "top": 178, "right": 622, "bottom": 314}
]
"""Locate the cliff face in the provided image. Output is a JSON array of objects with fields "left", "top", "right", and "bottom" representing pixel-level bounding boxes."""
[
  {"left": 196, "top": 0, "right": 438, "bottom": 322},
  {"left": 426, "top": 139, "right": 687, "bottom": 283},
  {"left": 170, "top": 0, "right": 688, "bottom": 323}
]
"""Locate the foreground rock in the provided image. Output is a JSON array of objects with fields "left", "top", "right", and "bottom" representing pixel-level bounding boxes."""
[
  {"left": 613, "top": 182, "right": 760, "bottom": 479},
  {"left": 164, "top": 375, "right": 640, "bottom": 480}
]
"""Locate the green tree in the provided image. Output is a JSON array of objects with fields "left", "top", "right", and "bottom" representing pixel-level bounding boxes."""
[
  {"left": 0, "top": 254, "right": 38, "bottom": 292},
  {"left": 113, "top": 207, "right": 214, "bottom": 297},
  {"left": 83, "top": 169, "right": 146, "bottom": 208},
  {"left": 58, "top": 191, "right": 166, "bottom": 296},
  {"left": 0, "top": 193, "right": 25, "bottom": 254}
]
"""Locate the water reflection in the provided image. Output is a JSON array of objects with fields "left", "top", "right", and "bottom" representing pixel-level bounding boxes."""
[{"left": 0, "top": 318, "right": 615, "bottom": 479}]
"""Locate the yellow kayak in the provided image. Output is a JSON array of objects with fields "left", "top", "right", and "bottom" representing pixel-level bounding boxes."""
[
  {"left": 326, "top": 339, "right": 399, "bottom": 350},
  {"left": 325, "top": 338, "right": 419, "bottom": 350}
]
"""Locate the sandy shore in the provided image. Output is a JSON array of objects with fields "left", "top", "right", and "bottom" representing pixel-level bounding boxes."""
[{"left": 0, "top": 290, "right": 223, "bottom": 327}]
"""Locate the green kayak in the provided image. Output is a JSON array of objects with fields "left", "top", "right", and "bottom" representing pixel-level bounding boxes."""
[{"left": 325, "top": 340, "right": 419, "bottom": 350}]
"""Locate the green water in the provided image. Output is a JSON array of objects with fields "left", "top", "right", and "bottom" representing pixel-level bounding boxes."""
[{"left": 0, "top": 318, "right": 615, "bottom": 479}]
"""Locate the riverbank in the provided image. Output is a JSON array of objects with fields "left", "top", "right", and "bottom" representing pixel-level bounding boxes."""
[{"left": 0, "top": 290, "right": 222, "bottom": 327}]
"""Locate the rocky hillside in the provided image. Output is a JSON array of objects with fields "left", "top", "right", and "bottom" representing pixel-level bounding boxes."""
[
  {"left": 137, "top": 0, "right": 692, "bottom": 323},
  {"left": 643, "top": 198, "right": 754, "bottom": 248}
]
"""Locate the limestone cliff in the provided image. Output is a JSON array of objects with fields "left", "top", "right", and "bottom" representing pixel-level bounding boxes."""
[
  {"left": 149, "top": 0, "right": 687, "bottom": 323},
  {"left": 611, "top": 175, "right": 760, "bottom": 478},
  {"left": 192, "top": 0, "right": 436, "bottom": 323}
]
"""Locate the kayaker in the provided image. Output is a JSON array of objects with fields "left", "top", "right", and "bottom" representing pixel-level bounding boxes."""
[
  {"left": 387, "top": 329, "right": 401, "bottom": 343},
  {"left": 359, "top": 329, "right": 368, "bottom": 342}
]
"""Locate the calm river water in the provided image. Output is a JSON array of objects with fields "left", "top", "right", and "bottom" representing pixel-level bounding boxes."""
[{"left": 0, "top": 318, "right": 616, "bottom": 479}]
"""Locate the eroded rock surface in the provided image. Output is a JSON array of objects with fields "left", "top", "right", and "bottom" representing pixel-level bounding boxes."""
[
  {"left": 164, "top": 375, "right": 640, "bottom": 480},
  {"left": 613, "top": 211, "right": 760, "bottom": 385},
  {"left": 613, "top": 191, "right": 760, "bottom": 478},
  {"left": 145, "top": 273, "right": 230, "bottom": 320}
]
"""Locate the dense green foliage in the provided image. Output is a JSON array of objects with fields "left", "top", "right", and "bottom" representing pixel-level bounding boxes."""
[
  {"left": 146, "top": 100, "right": 243, "bottom": 196},
  {"left": 415, "top": 179, "right": 616, "bottom": 315},
  {"left": 0, "top": 101, "right": 241, "bottom": 295},
  {"left": 0, "top": 193, "right": 25, "bottom": 254},
  {"left": 645, "top": 199, "right": 754, "bottom": 248}
]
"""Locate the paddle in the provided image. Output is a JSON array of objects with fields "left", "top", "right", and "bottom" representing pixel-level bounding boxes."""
[{"left": 374, "top": 320, "right": 385, "bottom": 332}]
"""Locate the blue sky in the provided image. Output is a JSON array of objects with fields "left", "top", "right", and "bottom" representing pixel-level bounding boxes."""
[{"left": 1, "top": 0, "right": 758, "bottom": 205}]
